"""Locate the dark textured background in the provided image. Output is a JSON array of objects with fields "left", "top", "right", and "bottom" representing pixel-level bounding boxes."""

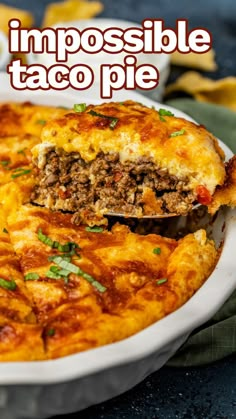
[{"left": 2, "top": 1, "right": 236, "bottom": 418}]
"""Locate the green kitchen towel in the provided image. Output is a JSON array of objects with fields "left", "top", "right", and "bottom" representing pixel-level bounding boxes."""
[{"left": 165, "top": 99, "right": 236, "bottom": 367}]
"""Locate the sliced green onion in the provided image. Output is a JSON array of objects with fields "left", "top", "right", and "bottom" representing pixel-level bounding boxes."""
[
  {"left": 0, "top": 160, "right": 10, "bottom": 167},
  {"left": 57, "top": 268, "right": 71, "bottom": 277},
  {"left": 48, "top": 254, "right": 71, "bottom": 263},
  {"left": 17, "top": 148, "right": 27, "bottom": 155},
  {"left": 156, "top": 278, "right": 168, "bottom": 285},
  {"left": 158, "top": 108, "right": 174, "bottom": 117},
  {"left": 36, "top": 119, "right": 46, "bottom": 125},
  {"left": 88, "top": 110, "right": 119, "bottom": 130},
  {"left": 85, "top": 226, "right": 103, "bottom": 233},
  {"left": 47, "top": 328, "right": 55, "bottom": 336},
  {"left": 46, "top": 265, "right": 71, "bottom": 282},
  {"left": 38, "top": 231, "right": 80, "bottom": 256},
  {"left": 38, "top": 228, "right": 54, "bottom": 247},
  {"left": 170, "top": 129, "right": 185, "bottom": 138},
  {"left": 74, "top": 103, "right": 87, "bottom": 113},
  {"left": 46, "top": 270, "right": 62, "bottom": 280},
  {"left": 0, "top": 278, "right": 16, "bottom": 290},
  {"left": 11, "top": 169, "right": 31, "bottom": 179},
  {"left": 52, "top": 256, "right": 106, "bottom": 292},
  {"left": 2, "top": 228, "right": 8, "bottom": 234},
  {"left": 153, "top": 247, "right": 161, "bottom": 255},
  {"left": 24, "top": 272, "right": 40, "bottom": 281},
  {"left": 109, "top": 118, "right": 118, "bottom": 130}
]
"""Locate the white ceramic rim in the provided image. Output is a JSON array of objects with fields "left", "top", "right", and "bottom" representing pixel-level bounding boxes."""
[{"left": 0, "top": 72, "right": 235, "bottom": 385}]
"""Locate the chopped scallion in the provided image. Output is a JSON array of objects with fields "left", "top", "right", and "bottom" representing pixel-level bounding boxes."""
[
  {"left": 153, "top": 247, "right": 161, "bottom": 255},
  {"left": 0, "top": 278, "right": 16, "bottom": 290},
  {"left": 0, "top": 160, "right": 10, "bottom": 167},
  {"left": 17, "top": 148, "right": 27, "bottom": 155},
  {"left": 52, "top": 256, "right": 106, "bottom": 292},
  {"left": 74, "top": 103, "right": 87, "bottom": 113},
  {"left": 85, "top": 226, "right": 103, "bottom": 233},
  {"left": 158, "top": 108, "right": 174, "bottom": 117},
  {"left": 11, "top": 169, "right": 31, "bottom": 178},
  {"left": 24, "top": 272, "right": 40, "bottom": 281},
  {"left": 170, "top": 129, "right": 185, "bottom": 138},
  {"left": 156, "top": 278, "right": 168, "bottom": 285},
  {"left": 37, "top": 228, "right": 54, "bottom": 247},
  {"left": 47, "top": 328, "right": 55, "bottom": 336},
  {"left": 88, "top": 110, "right": 119, "bottom": 130}
]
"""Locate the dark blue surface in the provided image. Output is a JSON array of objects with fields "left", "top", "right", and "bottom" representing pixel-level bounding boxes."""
[{"left": 2, "top": 1, "right": 236, "bottom": 417}]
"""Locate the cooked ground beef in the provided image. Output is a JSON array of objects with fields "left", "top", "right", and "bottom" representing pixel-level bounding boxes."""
[{"left": 32, "top": 149, "right": 196, "bottom": 222}]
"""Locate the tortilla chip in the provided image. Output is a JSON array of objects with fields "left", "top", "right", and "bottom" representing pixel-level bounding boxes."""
[
  {"left": 42, "top": 0, "right": 103, "bottom": 27},
  {"left": 170, "top": 50, "right": 217, "bottom": 72},
  {"left": 0, "top": 4, "right": 33, "bottom": 34},
  {"left": 165, "top": 71, "right": 236, "bottom": 111}
]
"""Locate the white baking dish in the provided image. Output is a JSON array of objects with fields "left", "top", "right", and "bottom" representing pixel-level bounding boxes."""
[{"left": 0, "top": 72, "right": 235, "bottom": 419}]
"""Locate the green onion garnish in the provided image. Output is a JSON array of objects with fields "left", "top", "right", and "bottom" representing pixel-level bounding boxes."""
[
  {"left": 24, "top": 272, "right": 40, "bottom": 281},
  {"left": 46, "top": 266, "right": 71, "bottom": 282},
  {"left": 38, "top": 228, "right": 54, "bottom": 247},
  {"left": 85, "top": 226, "right": 103, "bottom": 233},
  {"left": 52, "top": 256, "right": 106, "bottom": 293},
  {"left": 11, "top": 169, "right": 31, "bottom": 179},
  {"left": 46, "top": 270, "right": 62, "bottom": 280},
  {"left": 47, "top": 328, "right": 55, "bottom": 336},
  {"left": 38, "top": 230, "right": 80, "bottom": 256},
  {"left": 153, "top": 247, "right": 161, "bottom": 255},
  {"left": 156, "top": 278, "right": 168, "bottom": 285},
  {"left": 109, "top": 117, "right": 119, "bottom": 130},
  {"left": 74, "top": 103, "right": 87, "bottom": 113},
  {"left": 88, "top": 110, "right": 119, "bottom": 130},
  {"left": 46, "top": 269, "right": 62, "bottom": 280},
  {"left": 158, "top": 108, "right": 174, "bottom": 117},
  {"left": 17, "top": 148, "right": 27, "bottom": 155},
  {"left": 2, "top": 228, "right": 8, "bottom": 234},
  {"left": 36, "top": 119, "right": 46, "bottom": 125},
  {"left": 0, "top": 160, "right": 10, "bottom": 167},
  {"left": 0, "top": 278, "right": 17, "bottom": 290},
  {"left": 170, "top": 129, "right": 185, "bottom": 138},
  {"left": 158, "top": 108, "right": 174, "bottom": 122}
]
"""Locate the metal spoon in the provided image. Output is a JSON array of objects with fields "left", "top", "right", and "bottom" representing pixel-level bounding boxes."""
[{"left": 104, "top": 204, "right": 200, "bottom": 219}]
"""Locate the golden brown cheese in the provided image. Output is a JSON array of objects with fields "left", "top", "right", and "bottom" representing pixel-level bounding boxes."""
[
  {"left": 34, "top": 100, "right": 225, "bottom": 195},
  {"left": 5, "top": 204, "right": 217, "bottom": 360},
  {"left": 0, "top": 100, "right": 221, "bottom": 361},
  {"left": 0, "top": 207, "right": 44, "bottom": 361},
  {"left": 0, "top": 102, "right": 68, "bottom": 186},
  {"left": 210, "top": 155, "right": 236, "bottom": 213}
]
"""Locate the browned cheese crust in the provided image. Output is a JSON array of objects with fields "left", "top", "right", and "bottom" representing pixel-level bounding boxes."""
[
  {"left": 0, "top": 100, "right": 223, "bottom": 361},
  {"left": 32, "top": 101, "right": 226, "bottom": 221},
  {"left": 210, "top": 155, "right": 236, "bottom": 213},
  {"left": 0, "top": 203, "right": 217, "bottom": 360}
]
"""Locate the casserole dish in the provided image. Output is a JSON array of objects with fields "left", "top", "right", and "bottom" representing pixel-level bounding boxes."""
[{"left": 0, "top": 72, "right": 235, "bottom": 419}]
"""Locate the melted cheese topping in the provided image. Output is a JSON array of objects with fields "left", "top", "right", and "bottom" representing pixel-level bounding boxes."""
[
  {"left": 4, "top": 203, "right": 217, "bottom": 360},
  {"left": 34, "top": 100, "right": 226, "bottom": 194},
  {"left": 0, "top": 101, "right": 68, "bottom": 186},
  {"left": 0, "top": 100, "right": 221, "bottom": 361}
]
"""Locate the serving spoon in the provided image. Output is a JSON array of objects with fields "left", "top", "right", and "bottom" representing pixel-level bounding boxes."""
[{"left": 104, "top": 203, "right": 201, "bottom": 219}]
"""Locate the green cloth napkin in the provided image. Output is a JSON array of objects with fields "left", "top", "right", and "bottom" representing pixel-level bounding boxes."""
[{"left": 164, "top": 99, "right": 236, "bottom": 366}]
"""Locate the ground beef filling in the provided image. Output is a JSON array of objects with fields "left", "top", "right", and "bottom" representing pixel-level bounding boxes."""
[{"left": 32, "top": 149, "right": 196, "bottom": 219}]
